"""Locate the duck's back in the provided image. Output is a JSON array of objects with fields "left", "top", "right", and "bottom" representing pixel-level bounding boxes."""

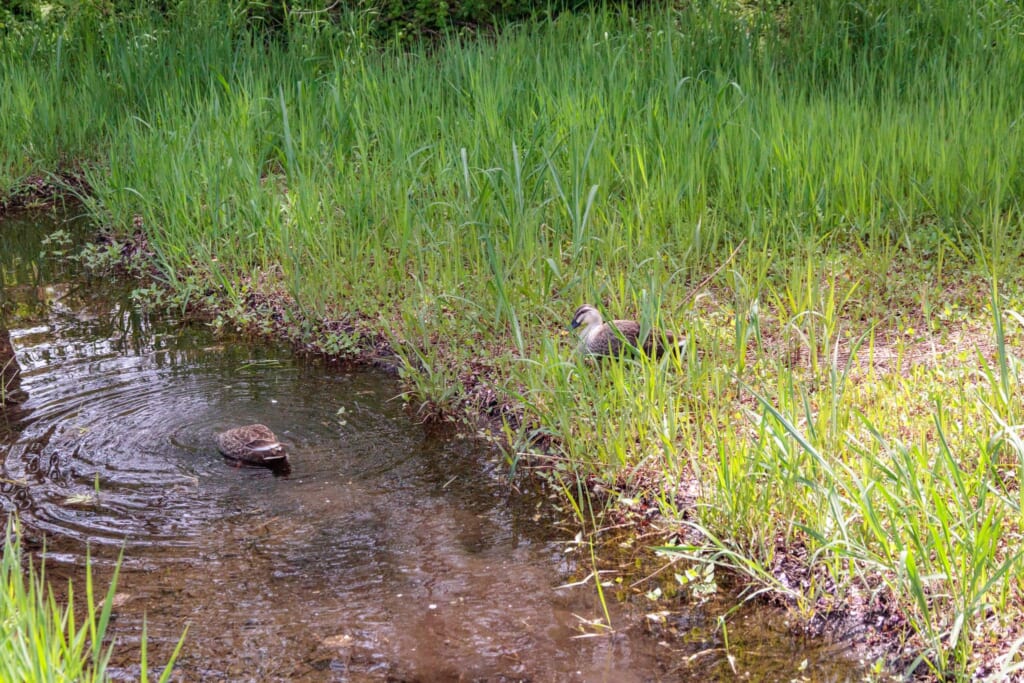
[
  {"left": 588, "top": 319, "right": 642, "bottom": 355},
  {"left": 216, "top": 424, "right": 276, "bottom": 456}
]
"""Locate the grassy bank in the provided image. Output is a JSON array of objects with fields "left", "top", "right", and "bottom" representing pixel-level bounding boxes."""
[{"left": 4, "top": 1, "right": 1024, "bottom": 677}]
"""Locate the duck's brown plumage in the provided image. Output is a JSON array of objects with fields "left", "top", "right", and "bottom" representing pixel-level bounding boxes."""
[
  {"left": 570, "top": 304, "right": 682, "bottom": 358},
  {"left": 216, "top": 424, "right": 289, "bottom": 467}
]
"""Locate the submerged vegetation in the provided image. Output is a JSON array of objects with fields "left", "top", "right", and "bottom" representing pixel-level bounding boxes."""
[{"left": 4, "top": 0, "right": 1024, "bottom": 677}]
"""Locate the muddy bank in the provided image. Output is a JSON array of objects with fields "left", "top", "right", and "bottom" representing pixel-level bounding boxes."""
[{"left": 0, "top": 171, "right": 92, "bottom": 213}]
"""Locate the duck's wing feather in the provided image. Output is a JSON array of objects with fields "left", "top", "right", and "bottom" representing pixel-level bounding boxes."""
[
  {"left": 246, "top": 439, "right": 282, "bottom": 452},
  {"left": 610, "top": 319, "right": 642, "bottom": 344},
  {"left": 587, "top": 320, "right": 642, "bottom": 355},
  {"left": 642, "top": 328, "right": 686, "bottom": 356}
]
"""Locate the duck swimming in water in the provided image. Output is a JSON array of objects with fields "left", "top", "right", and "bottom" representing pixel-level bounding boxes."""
[
  {"left": 216, "top": 424, "right": 289, "bottom": 468},
  {"left": 570, "top": 304, "right": 683, "bottom": 358}
]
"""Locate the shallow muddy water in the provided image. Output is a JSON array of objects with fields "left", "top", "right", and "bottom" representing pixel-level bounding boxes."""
[{"left": 0, "top": 210, "right": 867, "bottom": 681}]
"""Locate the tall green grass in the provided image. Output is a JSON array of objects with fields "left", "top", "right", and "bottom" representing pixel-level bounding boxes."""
[
  {"left": 4, "top": 0, "right": 1024, "bottom": 677},
  {"left": 5, "top": 2, "right": 1022, "bottom": 309},
  {"left": 0, "top": 521, "right": 185, "bottom": 681}
]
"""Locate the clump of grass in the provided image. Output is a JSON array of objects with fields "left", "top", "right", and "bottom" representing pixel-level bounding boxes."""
[
  {"left": 0, "top": 520, "right": 185, "bottom": 681},
  {"left": 658, "top": 288, "right": 1024, "bottom": 678}
]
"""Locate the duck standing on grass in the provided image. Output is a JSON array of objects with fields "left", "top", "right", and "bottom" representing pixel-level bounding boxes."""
[
  {"left": 216, "top": 424, "right": 290, "bottom": 470},
  {"left": 570, "top": 303, "right": 683, "bottom": 358}
]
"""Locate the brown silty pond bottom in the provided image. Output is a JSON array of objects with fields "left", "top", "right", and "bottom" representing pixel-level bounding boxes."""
[{"left": 0, "top": 211, "right": 867, "bottom": 681}]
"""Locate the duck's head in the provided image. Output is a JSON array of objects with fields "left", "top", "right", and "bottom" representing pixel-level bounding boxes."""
[{"left": 570, "top": 304, "right": 603, "bottom": 332}]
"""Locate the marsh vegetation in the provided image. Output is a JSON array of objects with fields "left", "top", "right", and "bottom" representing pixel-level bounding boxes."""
[{"left": 4, "top": 0, "right": 1024, "bottom": 677}]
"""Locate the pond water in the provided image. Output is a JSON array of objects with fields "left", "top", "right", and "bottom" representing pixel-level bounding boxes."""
[{"left": 0, "top": 210, "right": 867, "bottom": 681}]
